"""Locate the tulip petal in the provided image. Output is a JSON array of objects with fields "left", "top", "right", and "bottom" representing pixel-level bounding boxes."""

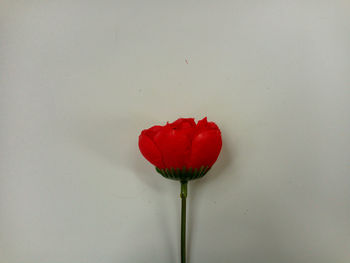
[
  {"left": 153, "top": 127, "right": 192, "bottom": 169},
  {"left": 187, "top": 129, "right": 222, "bottom": 169},
  {"left": 138, "top": 133, "right": 165, "bottom": 168}
]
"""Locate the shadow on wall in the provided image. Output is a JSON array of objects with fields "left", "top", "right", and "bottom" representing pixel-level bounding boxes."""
[
  {"left": 71, "top": 115, "right": 176, "bottom": 261},
  {"left": 70, "top": 114, "right": 164, "bottom": 190}
]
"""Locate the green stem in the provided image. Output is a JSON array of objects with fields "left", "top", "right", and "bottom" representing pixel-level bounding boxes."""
[{"left": 180, "top": 181, "right": 188, "bottom": 263}]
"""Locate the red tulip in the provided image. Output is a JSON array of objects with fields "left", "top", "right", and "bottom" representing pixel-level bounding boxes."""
[{"left": 138, "top": 117, "right": 222, "bottom": 171}]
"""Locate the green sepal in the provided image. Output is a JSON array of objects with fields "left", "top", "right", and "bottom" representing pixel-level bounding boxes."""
[{"left": 155, "top": 165, "right": 210, "bottom": 181}]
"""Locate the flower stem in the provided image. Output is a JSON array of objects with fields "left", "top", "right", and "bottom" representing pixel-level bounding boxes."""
[{"left": 180, "top": 181, "right": 188, "bottom": 263}]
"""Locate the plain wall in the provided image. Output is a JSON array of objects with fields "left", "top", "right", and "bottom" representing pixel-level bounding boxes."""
[{"left": 1, "top": 1, "right": 350, "bottom": 262}]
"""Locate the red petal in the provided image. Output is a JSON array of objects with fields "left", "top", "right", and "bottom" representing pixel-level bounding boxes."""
[
  {"left": 196, "top": 117, "right": 208, "bottom": 128},
  {"left": 168, "top": 118, "right": 196, "bottom": 141},
  {"left": 196, "top": 117, "right": 219, "bottom": 133},
  {"left": 169, "top": 118, "right": 196, "bottom": 129},
  {"left": 153, "top": 126, "right": 192, "bottom": 169},
  {"left": 142, "top": 125, "right": 163, "bottom": 140},
  {"left": 187, "top": 129, "right": 222, "bottom": 169},
  {"left": 139, "top": 133, "right": 165, "bottom": 168}
]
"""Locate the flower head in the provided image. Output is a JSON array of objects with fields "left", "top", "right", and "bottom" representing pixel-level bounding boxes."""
[{"left": 139, "top": 117, "right": 222, "bottom": 173}]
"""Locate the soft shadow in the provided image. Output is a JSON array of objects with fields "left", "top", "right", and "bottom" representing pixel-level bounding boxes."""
[
  {"left": 71, "top": 115, "right": 130, "bottom": 166},
  {"left": 71, "top": 114, "right": 163, "bottom": 191},
  {"left": 73, "top": 114, "right": 175, "bottom": 259}
]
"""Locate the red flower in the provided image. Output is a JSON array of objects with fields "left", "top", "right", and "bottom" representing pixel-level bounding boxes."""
[{"left": 138, "top": 117, "right": 222, "bottom": 170}]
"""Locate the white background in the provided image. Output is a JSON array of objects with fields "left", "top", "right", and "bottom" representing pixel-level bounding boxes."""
[{"left": 1, "top": 1, "right": 350, "bottom": 262}]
